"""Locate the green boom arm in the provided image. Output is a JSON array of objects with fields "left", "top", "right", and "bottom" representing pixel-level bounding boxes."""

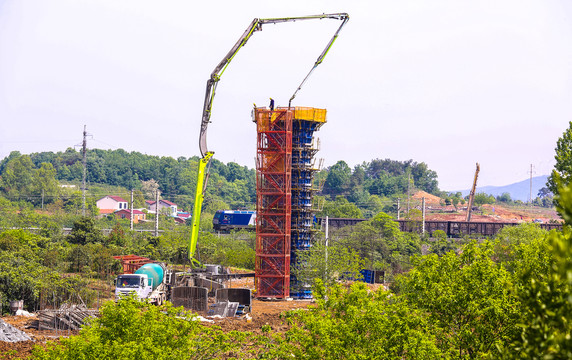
[
  {"left": 189, "top": 151, "right": 213, "bottom": 265},
  {"left": 188, "top": 13, "right": 349, "bottom": 264}
]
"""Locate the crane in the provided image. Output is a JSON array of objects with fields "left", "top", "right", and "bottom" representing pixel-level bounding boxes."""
[
  {"left": 466, "top": 163, "right": 480, "bottom": 222},
  {"left": 188, "top": 13, "right": 349, "bottom": 265}
]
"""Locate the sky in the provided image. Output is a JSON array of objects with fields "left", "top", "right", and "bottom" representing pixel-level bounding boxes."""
[{"left": 1, "top": 0, "right": 571, "bottom": 191}]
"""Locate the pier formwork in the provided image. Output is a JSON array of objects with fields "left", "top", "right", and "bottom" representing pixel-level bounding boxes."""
[
  {"left": 253, "top": 106, "right": 325, "bottom": 299},
  {"left": 289, "top": 107, "right": 326, "bottom": 298}
]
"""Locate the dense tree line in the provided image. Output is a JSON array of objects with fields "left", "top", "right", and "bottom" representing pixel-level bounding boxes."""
[
  {"left": 5, "top": 146, "right": 555, "bottom": 223},
  {"left": 0, "top": 149, "right": 256, "bottom": 211},
  {"left": 548, "top": 120, "right": 572, "bottom": 198},
  {"left": 317, "top": 158, "right": 439, "bottom": 218},
  {"left": 0, "top": 149, "right": 442, "bottom": 220},
  {"left": 322, "top": 158, "right": 439, "bottom": 199}
]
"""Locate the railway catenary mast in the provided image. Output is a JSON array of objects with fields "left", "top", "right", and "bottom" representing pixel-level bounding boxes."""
[{"left": 189, "top": 13, "right": 349, "bottom": 265}]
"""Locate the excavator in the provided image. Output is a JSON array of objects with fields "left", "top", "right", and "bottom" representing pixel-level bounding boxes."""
[{"left": 188, "top": 13, "right": 349, "bottom": 265}]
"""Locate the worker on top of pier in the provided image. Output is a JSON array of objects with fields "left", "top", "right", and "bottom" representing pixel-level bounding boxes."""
[{"left": 269, "top": 98, "right": 275, "bottom": 111}]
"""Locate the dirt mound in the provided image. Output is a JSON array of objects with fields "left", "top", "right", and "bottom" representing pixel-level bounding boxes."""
[{"left": 411, "top": 191, "right": 442, "bottom": 205}]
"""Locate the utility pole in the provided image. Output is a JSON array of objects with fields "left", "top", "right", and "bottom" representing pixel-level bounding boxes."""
[
  {"left": 130, "top": 189, "right": 134, "bottom": 231},
  {"left": 82, "top": 125, "right": 87, "bottom": 217},
  {"left": 529, "top": 164, "right": 534, "bottom": 205},
  {"left": 396, "top": 198, "right": 401, "bottom": 220},
  {"left": 407, "top": 173, "right": 411, "bottom": 215},
  {"left": 154, "top": 190, "right": 160, "bottom": 236},
  {"left": 325, "top": 216, "right": 329, "bottom": 288}
]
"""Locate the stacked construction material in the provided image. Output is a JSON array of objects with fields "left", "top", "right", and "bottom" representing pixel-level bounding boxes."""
[
  {"left": 0, "top": 319, "right": 31, "bottom": 342},
  {"left": 290, "top": 107, "right": 326, "bottom": 299},
  {"left": 38, "top": 304, "right": 98, "bottom": 332},
  {"left": 171, "top": 286, "right": 209, "bottom": 312}
]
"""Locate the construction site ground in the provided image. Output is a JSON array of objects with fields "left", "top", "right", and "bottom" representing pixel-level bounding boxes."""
[
  {"left": 412, "top": 191, "right": 560, "bottom": 223},
  {"left": 0, "top": 276, "right": 312, "bottom": 359},
  {"left": 425, "top": 204, "right": 559, "bottom": 223}
]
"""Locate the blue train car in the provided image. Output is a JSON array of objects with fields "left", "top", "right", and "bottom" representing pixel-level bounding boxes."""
[{"left": 212, "top": 210, "right": 256, "bottom": 232}]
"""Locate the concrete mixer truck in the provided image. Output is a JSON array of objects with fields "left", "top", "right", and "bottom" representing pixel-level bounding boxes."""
[{"left": 115, "top": 263, "right": 171, "bottom": 305}]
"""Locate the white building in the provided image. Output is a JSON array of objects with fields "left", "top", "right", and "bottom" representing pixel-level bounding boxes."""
[{"left": 96, "top": 195, "right": 129, "bottom": 213}]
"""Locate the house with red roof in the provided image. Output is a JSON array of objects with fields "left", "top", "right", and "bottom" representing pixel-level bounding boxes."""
[
  {"left": 114, "top": 209, "right": 146, "bottom": 223},
  {"left": 174, "top": 211, "right": 191, "bottom": 224},
  {"left": 146, "top": 199, "right": 178, "bottom": 217},
  {"left": 96, "top": 195, "right": 129, "bottom": 212}
]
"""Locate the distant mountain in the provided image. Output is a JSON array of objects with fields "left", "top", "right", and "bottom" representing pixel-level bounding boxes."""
[{"left": 457, "top": 175, "right": 549, "bottom": 202}]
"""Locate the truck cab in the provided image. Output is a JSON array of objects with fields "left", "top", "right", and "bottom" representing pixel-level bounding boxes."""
[
  {"left": 114, "top": 262, "right": 169, "bottom": 305},
  {"left": 115, "top": 274, "right": 153, "bottom": 300}
]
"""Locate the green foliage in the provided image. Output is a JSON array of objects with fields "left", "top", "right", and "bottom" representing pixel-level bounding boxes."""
[
  {"left": 0, "top": 229, "right": 96, "bottom": 312},
  {"left": 123, "top": 228, "right": 190, "bottom": 265},
  {"left": 197, "top": 231, "right": 256, "bottom": 269},
  {"left": 430, "top": 229, "right": 456, "bottom": 256},
  {"left": 495, "top": 222, "right": 546, "bottom": 247},
  {"left": 499, "top": 182, "right": 572, "bottom": 358},
  {"left": 473, "top": 192, "right": 496, "bottom": 206},
  {"left": 547, "top": 120, "right": 572, "bottom": 198},
  {"left": 68, "top": 217, "right": 105, "bottom": 245},
  {"left": 316, "top": 158, "right": 440, "bottom": 216},
  {"left": 1, "top": 150, "right": 443, "bottom": 225},
  {"left": 33, "top": 296, "right": 247, "bottom": 360},
  {"left": 323, "top": 160, "right": 351, "bottom": 196},
  {"left": 26, "top": 149, "right": 257, "bottom": 211},
  {"left": 0, "top": 155, "right": 60, "bottom": 206},
  {"left": 395, "top": 241, "right": 521, "bottom": 358},
  {"left": 496, "top": 192, "right": 512, "bottom": 203},
  {"left": 336, "top": 212, "right": 419, "bottom": 279},
  {"left": 292, "top": 240, "right": 364, "bottom": 288},
  {"left": 319, "top": 196, "right": 363, "bottom": 218},
  {"left": 358, "top": 194, "right": 386, "bottom": 218},
  {"left": 365, "top": 158, "right": 438, "bottom": 195},
  {"left": 107, "top": 223, "right": 126, "bottom": 246},
  {"left": 0, "top": 154, "right": 35, "bottom": 199},
  {"left": 62, "top": 191, "right": 98, "bottom": 216},
  {"left": 276, "top": 281, "right": 443, "bottom": 359},
  {"left": 533, "top": 187, "right": 554, "bottom": 208},
  {"left": 67, "top": 245, "right": 92, "bottom": 273}
]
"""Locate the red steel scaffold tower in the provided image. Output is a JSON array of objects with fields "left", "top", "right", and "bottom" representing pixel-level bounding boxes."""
[
  {"left": 254, "top": 106, "right": 326, "bottom": 298},
  {"left": 254, "top": 107, "right": 293, "bottom": 298}
]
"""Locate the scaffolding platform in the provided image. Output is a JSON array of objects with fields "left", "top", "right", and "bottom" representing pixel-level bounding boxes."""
[{"left": 254, "top": 106, "right": 326, "bottom": 299}]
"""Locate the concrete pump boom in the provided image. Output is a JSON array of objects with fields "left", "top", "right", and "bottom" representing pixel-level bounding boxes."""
[{"left": 189, "top": 13, "right": 349, "bottom": 264}]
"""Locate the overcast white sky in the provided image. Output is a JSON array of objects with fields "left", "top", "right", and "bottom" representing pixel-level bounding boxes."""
[{"left": 1, "top": 0, "right": 571, "bottom": 190}]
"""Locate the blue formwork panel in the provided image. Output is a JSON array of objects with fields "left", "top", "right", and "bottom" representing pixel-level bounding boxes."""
[
  {"left": 290, "top": 119, "right": 324, "bottom": 300},
  {"left": 292, "top": 240, "right": 311, "bottom": 250},
  {"left": 360, "top": 269, "right": 374, "bottom": 284},
  {"left": 289, "top": 273, "right": 313, "bottom": 300},
  {"left": 293, "top": 198, "right": 312, "bottom": 207},
  {"left": 290, "top": 289, "right": 313, "bottom": 299},
  {"left": 359, "top": 269, "right": 384, "bottom": 284}
]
